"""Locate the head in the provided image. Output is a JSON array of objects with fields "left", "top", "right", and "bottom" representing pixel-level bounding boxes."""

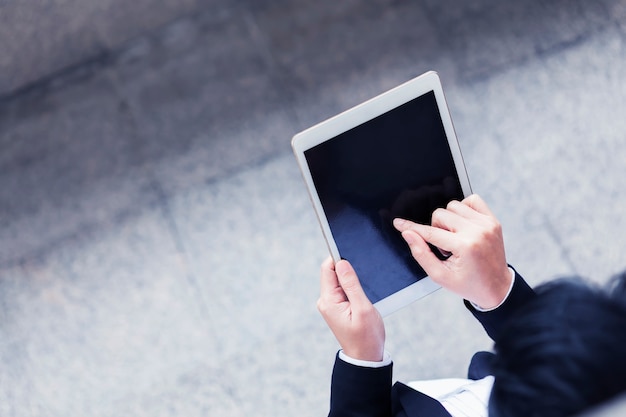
[{"left": 489, "top": 271, "right": 626, "bottom": 417}]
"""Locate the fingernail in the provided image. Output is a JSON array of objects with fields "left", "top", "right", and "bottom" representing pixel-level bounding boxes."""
[
  {"left": 393, "top": 218, "right": 406, "bottom": 229},
  {"left": 335, "top": 260, "right": 351, "bottom": 276}
]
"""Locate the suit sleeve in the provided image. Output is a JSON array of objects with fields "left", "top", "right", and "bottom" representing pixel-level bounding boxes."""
[
  {"left": 464, "top": 267, "right": 536, "bottom": 341},
  {"left": 329, "top": 352, "right": 393, "bottom": 417}
]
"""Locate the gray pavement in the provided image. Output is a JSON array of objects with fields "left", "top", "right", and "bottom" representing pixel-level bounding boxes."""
[{"left": 1, "top": 1, "right": 626, "bottom": 416}]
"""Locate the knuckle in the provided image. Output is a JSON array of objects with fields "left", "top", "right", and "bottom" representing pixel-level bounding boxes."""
[
  {"left": 353, "top": 305, "right": 376, "bottom": 322},
  {"left": 466, "top": 236, "right": 482, "bottom": 251},
  {"left": 338, "top": 271, "right": 357, "bottom": 289},
  {"left": 465, "top": 194, "right": 478, "bottom": 203},
  {"left": 484, "top": 219, "right": 502, "bottom": 238},
  {"left": 421, "top": 227, "right": 435, "bottom": 243},
  {"left": 446, "top": 200, "right": 459, "bottom": 210},
  {"left": 430, "top": 209, "right": 444, "bottom": 227},
  {"left": 432, "top": 207, "right": 446, "bottom": 218},
  {"left": 341, "top": 281, "right": 359, "bottom": 297}
]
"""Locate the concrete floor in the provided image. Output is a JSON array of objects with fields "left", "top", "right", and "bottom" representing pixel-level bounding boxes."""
[{"left": 1, "top": 1, "right": 626, "bottom": 415}]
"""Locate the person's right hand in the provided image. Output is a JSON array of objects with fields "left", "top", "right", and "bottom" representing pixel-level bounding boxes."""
[
  {"left": 317, "top": 257, "right": 385, "bottom": 362},
  {"left": 393, "top": 194, "right": 512, "bottom": 310}
]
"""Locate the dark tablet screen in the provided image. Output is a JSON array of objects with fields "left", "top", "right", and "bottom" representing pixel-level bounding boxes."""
[{"left": 304, "top": 91, "right": 464, "bottom": 304}]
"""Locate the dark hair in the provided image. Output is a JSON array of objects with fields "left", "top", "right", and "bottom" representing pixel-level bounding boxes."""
[{"left": 489, "top": 271, "right": 626, "bottom": 417}]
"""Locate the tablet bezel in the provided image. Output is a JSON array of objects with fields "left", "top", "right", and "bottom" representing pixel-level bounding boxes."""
[{"left": 292, "top": 71, "right": 472, "bottom": 316}]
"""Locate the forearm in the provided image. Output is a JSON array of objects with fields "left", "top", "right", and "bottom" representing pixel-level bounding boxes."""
[{"left": 329, "top": 352, "right": 393, "bottom": 417}]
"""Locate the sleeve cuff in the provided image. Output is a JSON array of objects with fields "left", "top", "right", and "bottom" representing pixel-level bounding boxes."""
[
  {"left": 470, "top": 267, "right": 516, "bottom": 312},
  {"left": 338, "top": 350, "right": 392, "bottom": 368}
]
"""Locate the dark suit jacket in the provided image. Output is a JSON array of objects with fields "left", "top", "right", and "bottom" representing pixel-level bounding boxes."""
[{"left": 328, "top": 269, "right": 536, "bottom": 417}]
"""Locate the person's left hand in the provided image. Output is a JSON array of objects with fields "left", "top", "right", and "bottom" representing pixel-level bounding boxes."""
[{"left": 317, "top": 257, "right": 385, "bottom": 362}]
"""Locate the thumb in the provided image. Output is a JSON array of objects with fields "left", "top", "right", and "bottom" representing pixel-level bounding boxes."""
[{"left": 335, "top": 260, "right": 371, "bottom": 308}]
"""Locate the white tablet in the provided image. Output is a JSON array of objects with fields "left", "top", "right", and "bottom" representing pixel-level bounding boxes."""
[{"left": 292, "top": 71, "right": 472, "bottom": 316}]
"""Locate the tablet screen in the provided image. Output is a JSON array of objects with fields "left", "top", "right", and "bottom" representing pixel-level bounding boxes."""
[{"left": 304, "top": 91, "right": 464, "bottom": 304}]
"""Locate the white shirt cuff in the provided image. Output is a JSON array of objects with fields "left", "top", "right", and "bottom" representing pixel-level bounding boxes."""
[
  {"left": 338, "top": 350, "right": 392, "bottom": 368},
  {"left": 470, "top": 267, "right": 516, "bottom": 312}
]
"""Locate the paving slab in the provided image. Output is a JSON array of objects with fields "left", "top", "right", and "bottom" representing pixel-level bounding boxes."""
[
  {"left": 421, "top": 0, "right": 612, "bottom": 82},
  {"left": 0, "top": 69, "right": 157, "bottom": 265},
  {"left": 247, "top": 0, "right": 452, "bottom": 128},
  {"left": 0, "top": 207, "right": 221, "bottom": 416},
  {"left": 0, "top": 0, "right": 227, "bottom": 96},
  {"left": 111, "top": 4, "right": 299, "bottom": 195}
]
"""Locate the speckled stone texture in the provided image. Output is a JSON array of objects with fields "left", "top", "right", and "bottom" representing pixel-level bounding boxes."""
[{"left": 1, "top": 1, "right": 626, "bottom": 416}]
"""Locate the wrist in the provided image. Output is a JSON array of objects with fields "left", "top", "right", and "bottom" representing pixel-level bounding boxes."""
[
  {"left": 339, "top": 350, "right": 392, "bottom": 368},
  {"left": 342, "top": 345, "right": 385, "bottom": 363},
  {"left": 472, "top": 267, "right": 516, "bottom": 311}
]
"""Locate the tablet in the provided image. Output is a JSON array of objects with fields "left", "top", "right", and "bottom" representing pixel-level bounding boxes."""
[{"left": 292, "top": 71, "right": 472, "bottom": 316}]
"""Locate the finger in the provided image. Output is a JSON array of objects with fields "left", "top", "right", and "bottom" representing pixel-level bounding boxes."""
[
  {"left": 461, "top": 194, "right": 495, "bottom": 217},
  {"left": 430, "top": 207, "right": 474, "bottom": 235},
  {"left": 335, "top": 260, "right": 372, "bottom": 309},
  {"left": 392, "top": 217, "right": 416, "bottom": 232},
  {"left": 394, "top": 219, "right": 457, "bottom": 253},
  {"left": 400, "top": 230, "right": 448, "bottom": 279},
  {"left": 445, "top": 199, "right": 486, "bottom": 221}
]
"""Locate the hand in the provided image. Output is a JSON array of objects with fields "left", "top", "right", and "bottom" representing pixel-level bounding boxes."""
[
  {"left": 317, "top": 257, "right": 385, "bottom": 362},
  {"left": 393, "top": 194, "right": 512, "bottom": 309}
]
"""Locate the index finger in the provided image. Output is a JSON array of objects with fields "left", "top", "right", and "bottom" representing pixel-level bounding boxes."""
[
  {"left": 410, "top": 222, "right": 459, "bottom": 253},
  {"left": 394, "top": 218, "right": 459, "bottom": 253}
]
